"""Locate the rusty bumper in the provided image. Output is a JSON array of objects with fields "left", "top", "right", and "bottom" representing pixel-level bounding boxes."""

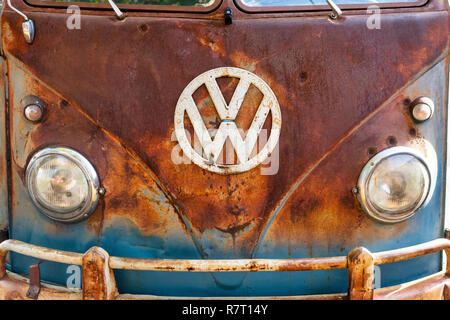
[{"left": 0, "top": 239, "right": 450, "bottom": 300}]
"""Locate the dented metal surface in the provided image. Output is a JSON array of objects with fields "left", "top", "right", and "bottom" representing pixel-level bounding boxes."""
[{"left": 0, "top": 0, "right": 447, "bottom": 296}]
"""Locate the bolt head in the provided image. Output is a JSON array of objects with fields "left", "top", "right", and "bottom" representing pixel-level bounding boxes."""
[{"left": 98, "top": 187, "right": 106, "bottom": 196}]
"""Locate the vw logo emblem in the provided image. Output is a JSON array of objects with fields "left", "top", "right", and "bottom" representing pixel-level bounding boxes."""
[{"left": 174, "top": 67, "right": 282, "bottom": 174}]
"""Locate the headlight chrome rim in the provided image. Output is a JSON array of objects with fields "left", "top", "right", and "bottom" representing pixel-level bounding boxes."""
[
  {"left": 26, "top": 147, "right": 100, "bottom": 223},
  {"left": 357, "top": 146, "right": 434, "bottom": 224}
]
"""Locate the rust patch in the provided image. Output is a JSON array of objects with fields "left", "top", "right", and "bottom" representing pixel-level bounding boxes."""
[
  {"left": 82, "top": 247, "right": 117, "bottom": 300},
  {"left": 1, "top": 5, "right": 448, "bottom": 262},
  {"left": 259, "top": 90, "right": 424, "bottom": 249},
  {"left": 7, "top": 61, "right": 188, "bottom": 241}
]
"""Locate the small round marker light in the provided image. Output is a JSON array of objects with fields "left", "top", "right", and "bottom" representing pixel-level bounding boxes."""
[
  {"left": 21, "top": 95, "right": 46, "bottom": 123},
  {"left": 411, "top": 97, "right": 434, "bottom": 122},
  {"left": 24, "top": 104, "right": 44, "bottom": 122}
]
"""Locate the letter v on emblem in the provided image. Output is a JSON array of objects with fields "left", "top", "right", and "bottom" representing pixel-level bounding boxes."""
[{"left": 174, "top": 67, "right": 282, "bottom": 175}]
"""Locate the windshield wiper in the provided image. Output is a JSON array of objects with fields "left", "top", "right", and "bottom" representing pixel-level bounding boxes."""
[
  {"left": 326, "top": 0, "right": 343, "bottom": 19},
  {"left": 107, "top": 0, "right": 126, "bottom": 20},
  {"left": 6, "top": 0, "right": 35, "bottom": 43}
]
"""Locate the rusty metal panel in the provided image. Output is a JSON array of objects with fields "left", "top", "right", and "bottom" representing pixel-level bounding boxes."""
[
  {"left": 0, "top": 56, "right": 8, "bottom": 242},
  {"left": 4, "top": 58, "right": 201, "bottom": 286},
  {"left": 0, "top": 272, "right": 82, "bottom": 300},
  {"left": 0, "top": 0, "right": 448, "bottom": 296},
  {"left": 254, "top": 58, "right": 449, "bottom": 291}
]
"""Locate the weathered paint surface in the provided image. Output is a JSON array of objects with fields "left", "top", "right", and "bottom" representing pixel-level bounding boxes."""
[
  {"left": 253, "top": 58, "right": 449, "bottom": 294},
  {"left": 0, "top": 57, "right": 8, "bottom": 242},
  {"left": 0, "top": 0, "right": 448, "bottom": 296}
]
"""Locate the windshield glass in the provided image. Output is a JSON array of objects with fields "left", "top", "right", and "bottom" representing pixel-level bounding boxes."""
[
  {"left": 241, "top": 0, "right": 418, "bottom": 5},
  {"left": 37, "top": 0, "right": 215, "bottom": 6}
]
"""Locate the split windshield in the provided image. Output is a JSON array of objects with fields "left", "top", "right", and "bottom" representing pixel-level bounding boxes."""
[
  {"left": 241, "top": 0, "right": 419, "bottom": 5},
  {"left": 36, "top": 0, "right": 215, "bottom": 6}
]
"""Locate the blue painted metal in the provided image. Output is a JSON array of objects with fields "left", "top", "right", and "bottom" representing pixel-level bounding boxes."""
[{"left": 0, "top": 57, "right": 8, "bottom": 241}]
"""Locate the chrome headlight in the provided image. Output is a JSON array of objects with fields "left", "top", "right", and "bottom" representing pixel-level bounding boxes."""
[
  {"left": 356, "top": 146, "right": 436, "bottom": 223},
  {"left": 26, "top": 147, "right": 101, "bottom": 223}
]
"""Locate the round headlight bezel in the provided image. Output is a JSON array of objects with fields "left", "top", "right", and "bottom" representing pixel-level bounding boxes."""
[
  {"left": 356, "top": 146, "right": 434, "bottom": 224},
  {"left": 26, "top": 147, "right": 100, "bottom": 223}
]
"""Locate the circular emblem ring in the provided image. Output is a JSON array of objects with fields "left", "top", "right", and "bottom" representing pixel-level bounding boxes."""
[{"left": 174, "top": 67, "right": 282, "bottom": 174}]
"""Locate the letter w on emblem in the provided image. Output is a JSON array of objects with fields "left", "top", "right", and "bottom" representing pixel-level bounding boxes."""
[{"left": 182, "top": 77, "right": 273, "bottom": 164}]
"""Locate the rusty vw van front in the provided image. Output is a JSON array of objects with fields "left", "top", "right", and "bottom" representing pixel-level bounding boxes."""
[{"left": 0, "top": 0, "right": 448, "bottom": 300}]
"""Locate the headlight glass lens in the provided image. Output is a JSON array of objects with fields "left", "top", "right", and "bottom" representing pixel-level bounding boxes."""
[
  {"left": 26, "top": 147, "right": 100, "bottom": 222},
  {"left": 357, "top": 147, "right": 433, "bottom": 223},
  {"left": 367, "top": 154, "right": 427, "bottom": 214},
  {"left": 32, "top": 155, "right": 89, "bottom": 213}
]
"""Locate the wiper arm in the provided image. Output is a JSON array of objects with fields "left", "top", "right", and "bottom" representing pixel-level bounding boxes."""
[
  {"left": 326, "top": 0, "right": 343, "bottom": 19},
  {"left": 5, "top": 0, "right": 125, "bottom": 43},
  {"left": 6, "top": 0, "right": 35, "bottom": 43},
  {"left": 106, "top": 0, "right": 126, "bottom": 20}
]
